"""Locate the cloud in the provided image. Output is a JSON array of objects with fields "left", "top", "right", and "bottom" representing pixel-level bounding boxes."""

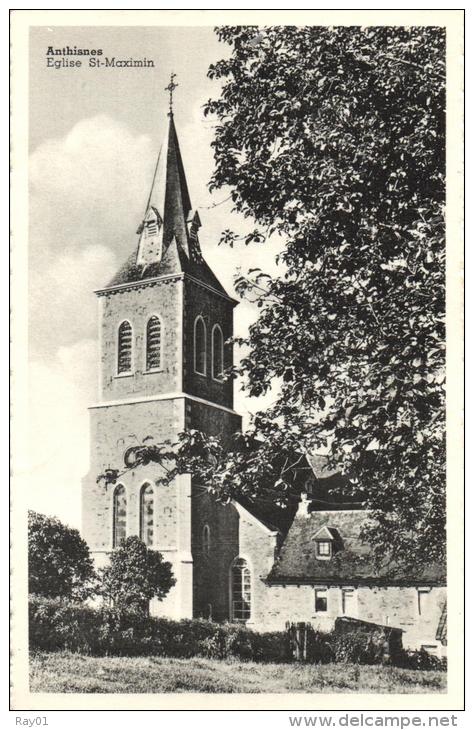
[
  {"left": 28, "top": 115, "right": 158, "bottom": 359},
  {"left": 29, "top": 244, "right": 117, "bottom": 358},
  {"left": 28, "top": 339, "right": 97, "bottom": 528},
  {"left": 30, "top": 114, "right": 155, "bottom": 257}
]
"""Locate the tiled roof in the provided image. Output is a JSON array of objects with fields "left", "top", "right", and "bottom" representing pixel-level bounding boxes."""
[{"left": 267, "top": 509, "right": 446, "bottom": 585}]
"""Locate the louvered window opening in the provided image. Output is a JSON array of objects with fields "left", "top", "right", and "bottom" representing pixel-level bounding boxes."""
[
  {"left": 140, "top": 483, "right": 154, "bottom": 547},
  {"left": 146, "top": 316, "right": 162, "bottom": 370},
  {"left": 118, "top": 322, "right": 132, "bottom": 374}
]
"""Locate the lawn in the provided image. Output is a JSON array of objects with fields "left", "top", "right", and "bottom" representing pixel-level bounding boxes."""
[{"left": 30, "top": 652, "right": 446, "bottom": 694}]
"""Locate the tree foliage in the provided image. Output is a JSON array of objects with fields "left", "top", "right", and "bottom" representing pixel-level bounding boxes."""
[
  {"left": 100, "top": 536, "right": 175, "bottom": 615},
  {"left": 199, "top": 25, "right": 446, "bottom": 567},
  {"left": 28, "top": 510, "right": 96, "bottom": 600}
]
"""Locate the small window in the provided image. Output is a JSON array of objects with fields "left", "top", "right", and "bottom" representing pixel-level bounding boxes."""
[
  {"left": 315, "top": 590, "right": 328, "bottom": 612},
  {"left": 202, "top": 524, "right": 211, "bottom": 557},
  {"left": 117, "top": 321, "right": 132, "bottom": 374},
  {"left": 113, "top": 484, "right": 127, "bottom": 547},
  {"left": 146, "top": 316, "right": 162, "bottom": 371},
  {"left": 139, "top": 483, "right": 154, "bottom": 547},
  {"left": 316, "top": 540, "right": 332, "bottom": 557},
  {"left": 231, "top": 558, "right": 251, "bottom": 622},
  {"left": 212, "top": 325, "right": 224, "bottom": 379},
  {"left": 194, "top": 316, "right": 206, "bottom": 375},
  {"left": 342, "top": 588, "right": 355, "bottom": 615}
]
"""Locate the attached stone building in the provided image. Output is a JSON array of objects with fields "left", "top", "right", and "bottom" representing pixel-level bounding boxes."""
[{"left": 82, "top": 108, "right": 446, "bottom": 654}]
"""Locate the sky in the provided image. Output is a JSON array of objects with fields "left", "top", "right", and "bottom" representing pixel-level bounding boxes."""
[{"left": 28, "top": 25, "right": 283, "bottom": 529}]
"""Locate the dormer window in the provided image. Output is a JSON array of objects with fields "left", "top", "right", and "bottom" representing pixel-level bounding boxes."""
[
  {"left": 312, "top": 526, "right": 342, "bottom": 560},
  {"left": 186, "top": 209, "right": 202, "bottom": 241},
  {"left": 146, "top": 220, "right": 158, "bottom": 236},
  {"left": 136, "top": 207, "right": 162, "bottom": 266}
]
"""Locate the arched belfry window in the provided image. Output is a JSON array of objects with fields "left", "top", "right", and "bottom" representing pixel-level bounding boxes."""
[
  {"left": 146, "top": 316, "right": 162, "bottom": 371},
  {"left": 231, "top": 557, "right": 251, "bottom": 622},
  {"left": 194, "top": 316, "right": 206, "bottom": 375},
  {"left": 212, "top": 325, "right": 224, "bottom": 380},
  {"left": 113, "top": 484, "right": 127, "bottom": 547},
  {"left": 117, "top": 321, "right": 132, "bottom": 374},
  {"left": 139, "top": 483, "right": 154, "bottom": 547}
]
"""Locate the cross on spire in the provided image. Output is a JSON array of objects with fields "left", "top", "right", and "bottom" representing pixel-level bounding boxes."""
[{"left": 165, "top": 72, "right": 178, "bottom": 115}]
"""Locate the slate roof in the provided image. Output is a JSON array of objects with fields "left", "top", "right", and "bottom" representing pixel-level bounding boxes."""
[
  {"left": 101, "top": 112, "right": 231, "bottom": 300},
  {"left": 106, "top": 238, "right": 231, "bottom": 298},
  {"left": 305, "top": 454, "right": 364, "bottom": 510},
  {"left": 235, "top": 495, "right": 298, "bottom": 536},
  {"left": 267, "top": 508, "right": 446, "bottom": 586}
]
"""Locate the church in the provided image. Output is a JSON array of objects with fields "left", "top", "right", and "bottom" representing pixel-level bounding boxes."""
[{"left": 81, "top": 99, "right": 446, "bottom": 655}]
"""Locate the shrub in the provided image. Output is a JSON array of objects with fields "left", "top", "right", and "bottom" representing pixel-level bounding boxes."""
[
  {"left": 100, "top": 536, "right": 175, "bottom": 615},
  {"left": 396, "top": 648, "right": 446, "bottom": 671},
  {"left": 28, "top": 597, "right": 446, "bottom": 670},
  {"left": 307, "top": 630, "right": 334, "bottom": 664},
  {"left": 29, "top": 596, "right": 100, "bottom": 654},
  {"left": 28, "top": 596, "right": 291, "bottom": 662},
  {"left": 28, "top": 511, "right": 96, "bottom": 601},
  {"left": 330, "top": 627, "right": 388, "bottom": 665}
]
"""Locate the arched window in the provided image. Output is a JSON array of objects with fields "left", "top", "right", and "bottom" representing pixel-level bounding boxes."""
[
  {"left": 139, "top": 483, "right": 154, "bottom": 547},
  {"left": 202, "top": 524, "right": 211, "bottom": 557},
  {"left": 146, "top": 316, "right": 162, "bottom": 371},
  {"left": 231, "top": 558, "right": 251, "bottom": 622},
  {"left": 194, "top": 316, "right": 206, "bottom": 375},
  {"left": 117, "top": 321, "right": 132, "bottom": 374},
  {"left": 212, "top": 325, "right": 224, "bottom": 380},
  {"left": 113, "top": 484, "right": 127, "bottom": 547}
]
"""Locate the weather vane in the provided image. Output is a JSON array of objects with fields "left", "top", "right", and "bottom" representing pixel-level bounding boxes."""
[{"left": 165, "top": 72, "right": 178, "bottom": 114}]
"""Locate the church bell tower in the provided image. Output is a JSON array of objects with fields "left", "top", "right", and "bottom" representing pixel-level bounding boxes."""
[{"left": 82, "top": 81, "right": 241, "bottom": 619}]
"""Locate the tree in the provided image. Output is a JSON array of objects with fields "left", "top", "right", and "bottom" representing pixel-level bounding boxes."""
[
  {"left": 198, "top": 25, "right": 446, "bottom": 567},
  {"left": 28, "top": 510, "right": 96, "bottom": 600},
  {"left": 100, "top": 536, "right": 175, "bottom": 615}
]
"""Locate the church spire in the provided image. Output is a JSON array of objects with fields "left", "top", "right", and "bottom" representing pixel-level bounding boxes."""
[
  {"left": 105, "top": 78, "right": 230, "bottom": 297},
  {"left": 136, "top": 76, "right": 200, "bottom": 266}
]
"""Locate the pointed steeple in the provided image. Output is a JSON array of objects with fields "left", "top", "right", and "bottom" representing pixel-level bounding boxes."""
[
  {"left": 104, "top": 79, "right": 231, "bottom": 299},
  {"left": 137, "top": 111, "right": 198, "bottom": 264}
]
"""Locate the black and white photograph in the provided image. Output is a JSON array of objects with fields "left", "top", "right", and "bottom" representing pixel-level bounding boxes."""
[{"left": 10, "top": 9, "right": 464, "bottom": 711}]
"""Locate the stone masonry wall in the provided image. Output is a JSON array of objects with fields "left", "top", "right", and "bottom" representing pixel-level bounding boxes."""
[
  {"left": 191, "top": 493, "right": 239, "bottom": 621},
  {"left": 251, "top": 582, "right": 446, "bottom": 653},
  {"left": 183, "top": 278, "right": 235, "bottom": 409},
  {"left": 99, "top": 278, "right": 183, "bottom": 402},
  {"left": 82, "top": 396, "right": 193, "bottom": 618},
  {"left": 191, "top": 497, "right": 279, "bottom": 623}
]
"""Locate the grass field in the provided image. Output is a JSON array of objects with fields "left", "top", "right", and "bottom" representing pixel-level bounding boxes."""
[{"left": 29, "top": 652, "right": 446, "bottom": 694}]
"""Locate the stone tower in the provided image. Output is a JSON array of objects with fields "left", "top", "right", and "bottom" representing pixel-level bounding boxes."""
[{"left": 81, "top": 108, "right": 241, "bottom": 619}]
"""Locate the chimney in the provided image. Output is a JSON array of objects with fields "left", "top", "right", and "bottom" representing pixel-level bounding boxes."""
[{"left": 297, "top": 492, "right": 312, "bottom": 517}]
